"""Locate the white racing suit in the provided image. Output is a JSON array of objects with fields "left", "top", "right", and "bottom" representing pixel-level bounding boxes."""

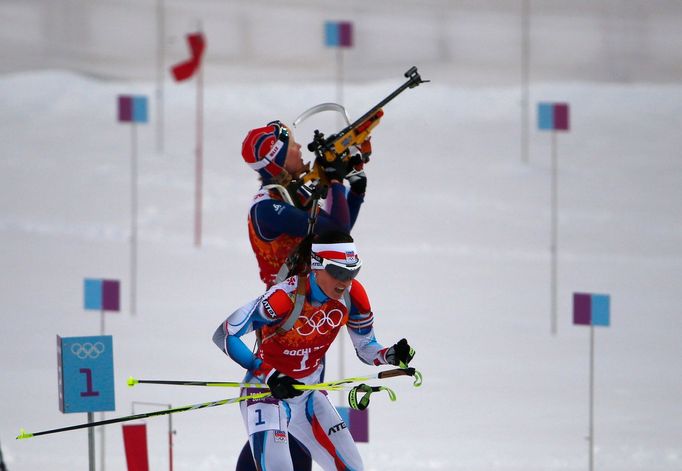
[{"left": 213, "top": 274, "right": 390, "bottom": 471}]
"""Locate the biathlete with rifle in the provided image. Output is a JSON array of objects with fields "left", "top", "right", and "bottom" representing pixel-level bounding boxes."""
[{"left": 242, "top": 120, "right": 368, "bottom": 289}]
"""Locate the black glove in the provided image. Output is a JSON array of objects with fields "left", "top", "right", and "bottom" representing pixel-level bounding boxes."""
[
  {"left": 348, "top": 170, "right": 367, "bottom": 195},
  {"left": 385, "top": 338, "right": 415, "bottom": 366},
  {"left": 318, "top": 156, "right": 349, "bottom": 182},
  {"left": 267, "top": 370, "right": 304, "bottom": 400}
]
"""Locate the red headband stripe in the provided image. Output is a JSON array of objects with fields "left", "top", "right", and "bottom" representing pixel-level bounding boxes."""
[{"left": 316, "top": 250, "right": 349, "bottom": 261}]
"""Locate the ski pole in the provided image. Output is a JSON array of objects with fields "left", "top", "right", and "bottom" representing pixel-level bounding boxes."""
[
  {"left": 19, "top": 369, "right": 422, "bottom": 440},
  {"left": 128, "top": 366, "right": 422, "bottom": 391},
  {"left": 16, "top": 391, "right": 271, "bottom": 440},
  {"left": 128, "top": 377, "right": 355, "bottom": 392},
  {"left": 321, "top": 366, "right": 423, "bottom": 389},
  {"left": 127, "top": 377, "right": 269, "bottom": 389}
]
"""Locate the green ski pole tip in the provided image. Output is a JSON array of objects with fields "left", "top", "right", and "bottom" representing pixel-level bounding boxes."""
[
  {"left": 17, "top": 428, "right": 33, "bottom": 440},
  {"left": 127, "top": 376, "right": 138, "bottom": 387}
]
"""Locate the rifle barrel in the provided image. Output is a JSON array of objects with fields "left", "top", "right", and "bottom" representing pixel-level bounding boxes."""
[{"left": 342, "top": 67, "right": 426, "bottom": 135}]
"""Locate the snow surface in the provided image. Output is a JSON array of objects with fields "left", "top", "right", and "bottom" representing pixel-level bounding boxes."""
[{"left": 1, "top": 68, "right": 681, "bottom": 470}]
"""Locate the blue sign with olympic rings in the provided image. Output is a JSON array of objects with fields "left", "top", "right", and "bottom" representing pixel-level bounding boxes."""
[{"left": 57, "top": 335, "right": 115, "bottom": 413}]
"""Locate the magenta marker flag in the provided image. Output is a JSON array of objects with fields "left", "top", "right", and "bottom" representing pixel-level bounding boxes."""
[
  {"left": 538, "top": 100, "right": 571, "bottom": 334},
  {"left": 118, "top": 96, "right": 148, "bottom": 123},
  {"left": 325, "top": 21, "right": 354, "bottom": 48},
  {"left": 118, "top": 96, "right": 133, "bottom": 122},
  {"left": 84, "top": 279, "right": 120, "bottom": 312},
  {"left": 554, "top": 103, "right": 570, "bottom": 131},
  {"left": 102, "top": 280, "right": 120, "bottom": 311},
  {"left": 324, "top": 20, "right": 354, "bottom": 138},
  {"left": 573, "top": 292, "right": 610, "bottom": 327},
  {"left": 339, "top": 22, "right": 353, "bottom": 47},
  {"left": 573, "top": 293, "right": 592, "bottom": 325},
  {"left": 538, "top": 102, "right": 570, "bottom": 131},
  {"left": 336, "top": 407, "right": 368, "bottom": 442},
  {"left": 573, "top": 291, "right": 611, "bottom": 471},
  {"left": 117, "top": 94, "right": 148, "bottom": 313}
]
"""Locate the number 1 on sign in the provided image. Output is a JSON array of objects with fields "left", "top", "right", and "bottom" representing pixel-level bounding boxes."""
[{"left": 79, "top": 368, "right": 100, "bottom": 397}]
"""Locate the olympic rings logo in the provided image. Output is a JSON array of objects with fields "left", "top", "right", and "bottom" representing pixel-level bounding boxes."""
[
  {"left": 70, "top": 342, "right": 106, "bottom": 359},
  {"left": 296, "top": 308, "right": 344, "bottom": 336}
]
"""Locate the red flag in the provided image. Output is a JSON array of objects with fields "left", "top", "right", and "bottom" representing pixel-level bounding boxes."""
[
  {"left": 122, "top": 424, "right": 150, "bottom": 471},
  {"left": 171, "top": 32, "right": 206, "bottom": 81}
]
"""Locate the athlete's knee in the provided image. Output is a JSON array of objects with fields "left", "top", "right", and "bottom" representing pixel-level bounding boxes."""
[{"left": 249, "top": 430, "right": 294, "bottom": 471}]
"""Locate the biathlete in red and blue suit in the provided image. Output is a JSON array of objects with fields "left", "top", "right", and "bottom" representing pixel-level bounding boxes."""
[
  {"left": 241, "top": 120, "right": 366, "bottom": 288},
  {"left": 213, "top": 232, "right": 415, "bottom": 471}
]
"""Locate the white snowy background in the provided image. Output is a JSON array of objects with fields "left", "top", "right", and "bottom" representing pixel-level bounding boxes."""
[{"left": 1, "top": 1, "right": 681, "bottom": 470}]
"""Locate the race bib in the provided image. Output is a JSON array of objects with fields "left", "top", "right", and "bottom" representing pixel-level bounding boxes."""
[{"left": 245, "top": 393, "right": 285, "bottom": 434}]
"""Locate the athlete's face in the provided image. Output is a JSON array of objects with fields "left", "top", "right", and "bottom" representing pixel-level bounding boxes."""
[
  {"left": 314, "top": 269, "right": 352, "bottom": 300},
  {"left": 283, "top": 129, "right": 306, "bottom": 177}
]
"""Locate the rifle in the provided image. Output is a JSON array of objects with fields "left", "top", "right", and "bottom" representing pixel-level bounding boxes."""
[
  {"left": 274, "top": 183, "right": 327, "bottom": 283},
  {"left": 297, "top": 66, "right": 429, "bottom": 186}
]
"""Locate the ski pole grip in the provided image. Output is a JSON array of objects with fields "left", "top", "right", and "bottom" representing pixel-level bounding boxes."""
[{"left": 377, "top": 367, "right": 415, "bottom": 379}]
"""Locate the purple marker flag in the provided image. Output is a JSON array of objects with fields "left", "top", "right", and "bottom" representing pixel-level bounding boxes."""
[
  {"left": 118, "top": 95, "right": 149, "bottom": 123},
  {"left": 118, "top": 95, "right": 146, "bottom": 312},
  {"left": 538, "top": 102, "right": 570, "bottom": 131},
  {"left": 84, "top": 278, "right": 120, "bottom": 312},
  {"left": 573, "top": 292, "right": 610, "bottom": 327},
  {"left": 336, "top": 407, "right": 368, "bottom": 443},
  {"left": 325, "top": 21, "right": 353, "bottom": 48},
  {"left": 574, "top": 291, "right": 610, "bottom": 467}
]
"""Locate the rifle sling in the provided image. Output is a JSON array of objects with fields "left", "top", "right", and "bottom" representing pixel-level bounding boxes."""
[{"left": 275, "top": 281, "right": 307, "bottom": 335}]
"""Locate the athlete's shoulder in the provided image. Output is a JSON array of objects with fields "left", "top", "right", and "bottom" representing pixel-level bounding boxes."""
[
  {"left": 260, "top": 276, "right": 300, "bottom": 320},
  {"left": 267, "top": 275, "right": 300, "bottom": 294},
  {"left": 250, "top": 188, "right": 272, "bottom": 206},
  {"left": 252, "top": 191, "right": 293, "bottom": 215},
  {"left": 348, "top": 279, "right": 371, "bottom": 313},
  {"left": 261, "top": 290, "right": 293, "bottom": 321}
]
